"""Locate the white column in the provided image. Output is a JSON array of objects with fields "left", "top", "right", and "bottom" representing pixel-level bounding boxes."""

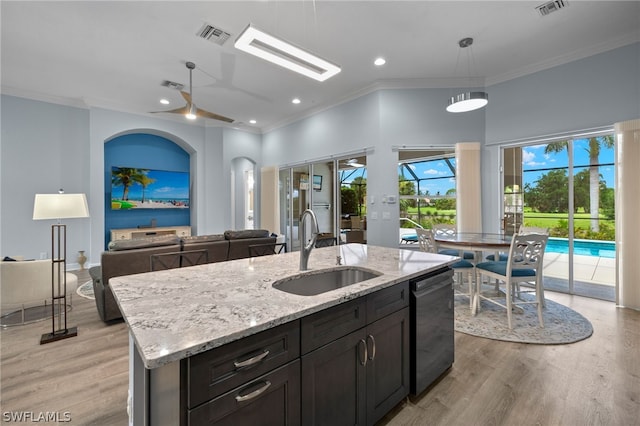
[
  {"left": 615, "top": 118, "right": 640, "bottom": 310},
  {"left": 456, "top": 142, "right": 482, "bottom": 233},
  {"left": 260, "top": 166, "right": 280, "bottom": 234}
]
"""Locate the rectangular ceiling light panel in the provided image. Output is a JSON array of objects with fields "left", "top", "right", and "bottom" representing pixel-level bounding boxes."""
[{"left": 234, "top": 24, "right": 341, "bottom": 82}]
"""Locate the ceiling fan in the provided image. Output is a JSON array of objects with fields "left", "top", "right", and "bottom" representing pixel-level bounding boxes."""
[
  {"left": 151, "top": 61, "right": 234, "bottom": 123},
  {"left": 341, "top": 158, "right": 365, "bottom": 168}
]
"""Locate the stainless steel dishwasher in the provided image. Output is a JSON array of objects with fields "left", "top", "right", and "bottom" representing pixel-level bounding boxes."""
[{"left": 410, "top": 267, "right": 455, "bottom": 395}]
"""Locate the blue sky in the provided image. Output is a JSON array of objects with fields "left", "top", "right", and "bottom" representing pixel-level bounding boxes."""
[
  {"left": 400, "top": 158, "right": 456, "bottom": 196},
  {"left": 522, "top": 139, "right": 615, "bottom": 188},
  {"left": 397, "top": 138, "right": 615, "bottom": 196}
]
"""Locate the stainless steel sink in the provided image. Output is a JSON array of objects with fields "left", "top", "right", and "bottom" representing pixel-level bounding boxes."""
[{"left": 272, "top": 267, "right": 382, "bottom": 296}]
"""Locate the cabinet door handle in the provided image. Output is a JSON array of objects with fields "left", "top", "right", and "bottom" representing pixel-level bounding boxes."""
[
  {"left": 358, "top": 339, "right": 368, "bottom": 366},
  {"left": 366, "top": 334, "right": 376, "bottom": 361},
  {"left": 235, "top": 381, "right": 271, "bottom": 402},
  {"left": 233, "top": 350, "right": 270, "bottom": 369}
]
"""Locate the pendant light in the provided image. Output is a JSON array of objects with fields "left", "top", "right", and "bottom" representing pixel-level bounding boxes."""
[{"left": 446, "top": 37, "right": 488, "bottom": 113}]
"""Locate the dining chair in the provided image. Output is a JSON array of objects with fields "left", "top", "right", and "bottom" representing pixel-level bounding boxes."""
[
  {"left": 474, "top": 233, "right": 548, "bottom": 329},
  {"left": 248, "top": 242, "right": 286, "bottom": 257},
  {"left": 150, "top": 249, "right": 209, "bottom": 271},
  {"left": 350, "top": 216, "right": 361, "bottom": 230},
  {"left": 416, "top": 228, "right": 475, "bottom": 308},
  {"left": 514, "top": 226, "right": 549, "bottom": 305},
  {"left": 485, "top": 225, "right": 549, "bottom": 261},
  {"left": 432, "top": 224, "right": 475, "bottom": 260},
  {"left": 345, "top": 230, "right": 365, "bottom": 243}
]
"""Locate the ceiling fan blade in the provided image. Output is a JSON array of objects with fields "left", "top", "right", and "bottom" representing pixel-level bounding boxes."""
[
  {"left": 180, "top": 91, "right": 192, "bottom": 104},
  {"left": 150, "top": 105, "right": 189, "bottom": 114},
  {"left": 196, "top": 107, "right": 234, "bottom": 123}
]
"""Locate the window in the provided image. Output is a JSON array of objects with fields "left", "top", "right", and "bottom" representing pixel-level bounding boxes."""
[{"left": 398, "top": 152, "right": 456, "bottom": 229}]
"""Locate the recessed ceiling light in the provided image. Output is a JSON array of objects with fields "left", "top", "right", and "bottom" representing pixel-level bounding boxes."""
[
  {"left": 159, "top": 99, "right": 170, "bottom": 105},
  {"left": 234, "top": 24, "right": 341, "bottom": 82},
  {"left": 249, "top": 119, "right": 257, "bottom": 124},
  {"left": 292, "top": 98, "right": 301, "bottom": 104},
  {"left": 374, "top": 57, "right": 386, "bottom": 66}
]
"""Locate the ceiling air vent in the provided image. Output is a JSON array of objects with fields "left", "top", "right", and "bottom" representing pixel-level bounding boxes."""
[
  {"left": 161, "top": 80, "right": 184, "bottom": 91},
  {"left": 196, "top": 23, "right": 231, "bottom": 46},
  {"left": 536, "top": 0, "right": 569, "bottom": 16}
]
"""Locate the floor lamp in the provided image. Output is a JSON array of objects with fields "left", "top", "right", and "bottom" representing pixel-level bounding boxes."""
[{"left": 33, "top": 191, "right": 89, "bottom": 344}]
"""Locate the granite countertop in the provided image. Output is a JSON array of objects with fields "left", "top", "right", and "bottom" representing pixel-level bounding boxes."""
[{"left": 109, "top": 244, "right": 456, "bottom": 369}]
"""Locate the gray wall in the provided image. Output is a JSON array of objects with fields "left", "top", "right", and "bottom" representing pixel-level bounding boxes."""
[
  {"left": 0, "top": 97, "right": 260, "bottom": 266},
  {"left": 262, "top": 88, "right": 486, "bottom": 247},
  {"left": 481, "top": 42, "right": 640, "bottom": 233},
  {"left": 1, "top": 96, "right": 90, "bottom": 261}
]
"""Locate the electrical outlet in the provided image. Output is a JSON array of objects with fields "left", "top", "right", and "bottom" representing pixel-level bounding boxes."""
[
  {"left": 382, "top": 211, "right": 391, "bottom": 220},
  {"left": 371, "top": 212, "right": 378, "bottom": 220}
]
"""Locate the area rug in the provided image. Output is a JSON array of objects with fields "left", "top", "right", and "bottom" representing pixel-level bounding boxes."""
[
  {"left": 76, "top": 281, "right": 95, "bottom": 300},
  {"left": 454, "top": 292, "right": 593, "bottom": 344}
]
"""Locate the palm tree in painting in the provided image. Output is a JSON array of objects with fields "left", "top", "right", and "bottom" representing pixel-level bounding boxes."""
[
  {"left": 111, "top": 168, "right": 149, "bottom": 201},
  {"left": 544, "top": 136, "right": 614, "bottom": 232},
  {"left": 137, "top": 174, "right": 156, "bottom": 204}
]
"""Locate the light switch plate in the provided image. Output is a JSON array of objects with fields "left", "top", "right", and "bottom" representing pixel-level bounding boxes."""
[{"left": 382, "top": 211, "right": 391, "bottom": 220}]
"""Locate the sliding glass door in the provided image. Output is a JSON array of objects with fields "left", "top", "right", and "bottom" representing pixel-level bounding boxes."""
[
  {"left": 279, "top": 155, "right": 366, "bottom": 250},
  {"left": 502, "top": 134, "right": 615, "bottom": 300},
  {"left": 338, "top": 156, "right": 367, "bottom": 244},
  {"left": 279, "top": 160, "right": 339, "bottom": 251}
]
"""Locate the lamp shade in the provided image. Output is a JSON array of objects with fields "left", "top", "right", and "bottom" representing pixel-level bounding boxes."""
[
  {"left": 446, "top": 92, "right": 489, "bottom": 113},
  {"left": 33, "top": 193, "right": 90, "bottom": 220}
]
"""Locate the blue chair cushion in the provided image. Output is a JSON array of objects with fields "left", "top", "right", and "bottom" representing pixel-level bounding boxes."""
[
  {"left": 438, "top": 249, "right": 475, "bottom": 260},
  {"left": 402, "top": 234, "right": 418, "bottom": 242},
  {"left": 485, "top": 253, "right": 509, "bottom": 261},
  {"left": 451, "top": 259, "right": 474, "bottom": 269},
  {"left": 476, "top": 261, "right": 536, "bottom": 277}
]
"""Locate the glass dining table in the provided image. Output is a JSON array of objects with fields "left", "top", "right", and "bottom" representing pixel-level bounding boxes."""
[
  {"left": 433, "top": 232, "right": 513, "bottom": 258},
  {"left": 433, "top": 232, "right": 514, "bottom": 304}
]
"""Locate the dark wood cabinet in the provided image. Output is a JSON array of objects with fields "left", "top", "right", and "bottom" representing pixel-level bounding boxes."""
[
  {"left": 188, "top": 360, "right": 300, "bottom": 426},
  {"left": 187, "top": 320, "right": 300, "bottom": 408},
  {"left": 185, "top": 321, "right": 301, "bottom": 426},
  {"left": 180, "top": 280, "right": 425, "bottom": 426},
  {"left": 301, "top": 329, "right": 367, "bottom": 426},
  {"left": 300, "top": 283, "right": 410, "bottom": 426},
  {"left": 366, "top": 307, "right": 410, "bottom": 424}
]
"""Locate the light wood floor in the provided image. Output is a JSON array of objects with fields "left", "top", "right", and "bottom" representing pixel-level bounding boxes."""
[{"left": 1, "top": 270, "right": 638, "bottom": 425}]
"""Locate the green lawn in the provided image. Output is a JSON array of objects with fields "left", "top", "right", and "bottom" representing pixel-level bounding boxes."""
[{"left": 403, "top": 207, "right": 614, "bottom": 240}]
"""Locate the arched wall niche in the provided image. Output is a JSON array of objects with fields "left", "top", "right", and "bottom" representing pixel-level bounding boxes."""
[
  {"left": 103, "top": 129, "right": 195, "bottom": 248},
  {"left": 230, "top": 156, "right": 256, "bottom": 230}
]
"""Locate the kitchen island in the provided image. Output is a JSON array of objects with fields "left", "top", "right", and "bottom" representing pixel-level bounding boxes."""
[{"left": 110, "top": 243, "right": 457, "bottom": 426}]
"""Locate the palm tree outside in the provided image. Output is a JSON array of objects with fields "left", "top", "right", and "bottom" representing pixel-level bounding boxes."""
[{"left": 543, "top": 136, "right": 614, "bottom": 232}]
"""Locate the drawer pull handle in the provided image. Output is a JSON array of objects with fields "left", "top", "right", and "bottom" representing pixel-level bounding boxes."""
[
  {"left": 234, "top": 350, "right": 270, "bottom": 369},
  {"left": 235, "top": 381, "right": 271, "bottom": 402}
]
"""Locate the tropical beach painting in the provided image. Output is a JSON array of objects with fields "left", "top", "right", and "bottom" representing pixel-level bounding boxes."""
[{"left": 111, "top": 167, "right": 190, "bottom": 209}]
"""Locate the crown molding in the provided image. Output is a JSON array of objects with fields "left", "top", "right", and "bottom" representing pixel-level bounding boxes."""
[{"left": 486, "top": 32, "right": 640, "bottom": 87}]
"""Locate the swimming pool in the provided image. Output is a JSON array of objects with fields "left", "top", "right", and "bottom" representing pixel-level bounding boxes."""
[{"left": 546, "top": 238, "right": 616, "bottom": 258}]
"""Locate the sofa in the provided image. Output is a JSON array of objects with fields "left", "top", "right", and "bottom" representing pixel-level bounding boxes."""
[
  {"left": 1, "top": 259, "right": 78, "bottom": 325},
  {"left": 91, "top": 230, "right": 276, "bottom": 322}
]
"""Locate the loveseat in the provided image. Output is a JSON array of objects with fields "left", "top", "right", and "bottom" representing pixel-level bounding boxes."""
[
  {"left": 91, "top": 229, "right": 276, "bottom": 322},
  {"left": 1, "top": 259, "right": 78, "bottom": 325}
]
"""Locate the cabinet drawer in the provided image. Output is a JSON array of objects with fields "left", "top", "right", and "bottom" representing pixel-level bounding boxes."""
[
  {"left": 188, "top": 360, "right": 300, "bottom": 425},
  {"left": 367, "top": 281, "right": 409, "bottom": 323},
  {"left": 187, "top": 320, "right": 300, "bottom": 408},
  {"left": 301, "top": 298, "right": 367, "bottom": 354}
]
